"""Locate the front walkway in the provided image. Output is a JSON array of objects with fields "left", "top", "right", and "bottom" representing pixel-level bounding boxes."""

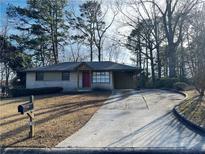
[{"left": 56, "top": 89, "right": 205, "bottom": 150}]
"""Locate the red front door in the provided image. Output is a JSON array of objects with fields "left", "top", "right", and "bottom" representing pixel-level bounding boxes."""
[{"left": 82, "top": 71, "right": 91, "bottom": 88}]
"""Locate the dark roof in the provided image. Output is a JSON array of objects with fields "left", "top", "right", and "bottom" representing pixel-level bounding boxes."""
[{"left": 25, "top": 61, "right": 139, "bottom": 72}]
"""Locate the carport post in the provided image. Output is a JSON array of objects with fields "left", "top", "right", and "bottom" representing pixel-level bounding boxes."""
[{"left": 77, "top": 70, "right": 79, "bottom": 89}]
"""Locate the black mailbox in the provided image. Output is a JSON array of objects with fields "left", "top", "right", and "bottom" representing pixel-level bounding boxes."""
[{"left": 18, "top": 102, "right": 34, "bottom": 114}]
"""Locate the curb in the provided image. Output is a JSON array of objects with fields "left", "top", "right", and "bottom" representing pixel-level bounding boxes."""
[
  {"left": 173, "top": 106, "right": 205, "bottom": 136},
  {"left": 1, "top": 147, "right": 205, "bottom": 154},
  {"left": 172, "top": 91, "right": 205, "bottom": 136},
  {"left": 160, "top": 88, "right": 188, "bottom": 99}
]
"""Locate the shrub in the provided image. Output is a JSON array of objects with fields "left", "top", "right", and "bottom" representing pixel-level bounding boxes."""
[
  {"left": 173, "top": 82, "right": 189, "bottom": 91},
  {"left": 9, "top": 87, "right": 63, "bottom": 97},
  {"left": 92, "top": 87, "right": 112, "bottom": 92},
  {"left": 11, "top": 72, "right": 26, "bottom": 89},
  {"left": 155, "top": 78, "right": 179, "bottom": 89},
  {"left": 144, "top": 80, "right": 155, "bottom": 89},
  {"left": 136, "top": 71, "right": 149, "bottom": 88}
]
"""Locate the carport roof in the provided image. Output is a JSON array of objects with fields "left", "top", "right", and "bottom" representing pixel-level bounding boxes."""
[{"left": 24, "top": 61, "right": 140, "bottom": 72}]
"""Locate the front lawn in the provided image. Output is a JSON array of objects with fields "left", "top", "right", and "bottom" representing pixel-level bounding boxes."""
[
  {"left": 178, "top": 90, "right": 205, "bottom": 128},
  {"left": 0, "top": 92, "right": 110, "bottom": 148}
]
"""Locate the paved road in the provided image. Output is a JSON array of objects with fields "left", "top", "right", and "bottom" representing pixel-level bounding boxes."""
[{"left": 57, "top": 89, "right": 205, "bottom": 150}]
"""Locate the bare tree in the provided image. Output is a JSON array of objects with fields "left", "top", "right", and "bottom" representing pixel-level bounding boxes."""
[
  {"left": 106, "top": 42, "right": 121, "bottom": 62},
  {"left": 145, "top": 0, "right": 199, "bottom": 77},
  {"left": 67, "top": 40, "right": 88, "bottom": 62},
  {"left": 186, "top": 5, "right": 205, "bottom": 96},
  {"left": 67, "top": 1, "right": 117, "bottom": 62},
  {"left": 92, "top": 2, "right": 118, "bottom": 61},
  {"left": 117, "top": 0, "right": 165, "bottom": 83},
  {"left": 117, "top": 0, "right": 200, "bottom": 80},
  {"left": 0, "top": 16, "right": 11, "bottom": 92}
]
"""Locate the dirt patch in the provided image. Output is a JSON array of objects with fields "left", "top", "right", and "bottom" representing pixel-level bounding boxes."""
[
  {"left": 0, "top": 92, "right": 110, "bottom": 148},
  {"left": 178, "top": 90, "right": 205, "bottom": 128}
]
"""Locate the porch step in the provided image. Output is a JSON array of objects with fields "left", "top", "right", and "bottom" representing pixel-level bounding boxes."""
[{"left": 77, "top": 88, "right": 92, "bottom": 92}]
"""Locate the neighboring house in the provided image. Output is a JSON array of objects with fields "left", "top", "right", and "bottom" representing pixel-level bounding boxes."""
[{"left": 24, "top": 61, "right": 140, "bottom": 91}]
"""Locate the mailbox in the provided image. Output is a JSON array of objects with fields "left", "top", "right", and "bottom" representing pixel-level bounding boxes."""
[
  {"left": 17, "top": 95, "right": 35, "bottom": 138},
  {"left": 18, "top": 102, "right": 34, "bottom": 114}
]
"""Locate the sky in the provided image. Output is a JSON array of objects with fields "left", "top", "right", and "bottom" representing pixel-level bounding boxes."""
[
  {"left": 0, "top": 0, "right": 133, "bottom": 64},
  {"left": 0, "top": 0, "right": 26, "bottom": 25}
]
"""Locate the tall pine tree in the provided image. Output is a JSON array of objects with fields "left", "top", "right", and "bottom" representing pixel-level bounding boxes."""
[{"left": 7, "top": 0, "right": 69, "bottom": 65}]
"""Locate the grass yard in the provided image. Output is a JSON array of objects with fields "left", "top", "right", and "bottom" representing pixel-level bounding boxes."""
[
  {"left": 178, "top": 90, "right": 205, "bottom": 128},
  {"left": 0, "top": 91, "right": 110, "bottom": 148}
]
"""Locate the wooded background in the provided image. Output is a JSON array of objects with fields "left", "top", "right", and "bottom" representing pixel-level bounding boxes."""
[{"left": 0, "top": 0, "right": 205, "bottom": 95}]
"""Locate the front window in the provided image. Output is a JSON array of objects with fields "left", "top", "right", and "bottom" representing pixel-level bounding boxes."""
[
  {"left": 92, "top": 72, "right": 110, "bottom": 83},
  {"left": 62, "top": 72, "right": 70, "bottom": 80},
  {"left": 36, "top": 72, "right": 44, "bottom": 81}
]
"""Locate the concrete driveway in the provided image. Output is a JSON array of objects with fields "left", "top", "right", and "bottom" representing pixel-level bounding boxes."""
[{"left": 57, "top": 89, "right": 205, "bottom": 150}]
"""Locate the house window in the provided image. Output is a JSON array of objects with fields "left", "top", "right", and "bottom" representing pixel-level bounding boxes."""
[
  {"left": 36, "top": 72, "right": 44, "bottom": 81},
  {"left": 62, "top": 72, "right": 70, "bottom": 80},
  {"left": 92, "top": 72, "right": 110, "bottom": 83}
]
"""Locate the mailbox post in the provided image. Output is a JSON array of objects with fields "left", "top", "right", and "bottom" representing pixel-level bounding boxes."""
[
  {"left": 18, "top": 95, "right": 35, "bottom": 138},
  {"left": 28, "top": 95, "right": 34, "bottom": 138},
  {"left": 27, "top": 111, "right": 34, "bottom": 138}
]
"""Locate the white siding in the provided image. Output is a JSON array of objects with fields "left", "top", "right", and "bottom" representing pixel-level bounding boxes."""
[
  {"left": 26, "top": 71, "right": 113, "bottom": 91},
  {"left": 26, "top": 72, "right": 80, "bottom": 91}
]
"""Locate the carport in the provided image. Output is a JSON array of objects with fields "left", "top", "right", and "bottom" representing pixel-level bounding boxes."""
[{"left": 113, "top": 71, "right": 137, "bottom": 89}]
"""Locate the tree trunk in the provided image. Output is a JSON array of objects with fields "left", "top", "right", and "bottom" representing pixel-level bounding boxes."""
[
  {"left": 164, "top": 48, "right": 169, "bottom": 77},
  {"left": 52, "top": 35, "right": 57, "bottom": 64},
  {"left": 138, "top": 36, "right": 142, "bottom": 70},
  {"left": 156, "top": 44, "right": 161, "bottom": 79},
  {"left": 5, "top": 64, "right": 10, "bottom": 95},
  {"left": 50, "top": 4, "right": 58, "bottom": 64},
  {"left": 90, "top": 24, "right": 94, "bottom": 62},
  {"left": 168, "top": 43, "right": 176, "bottom": 78},
  {"left": 179, "top": 41, "right": 185, "bottom": 80},
  {"left": 90, "top": 41, "right": 93, "bottom": 62},
  {"left": 153, "top": 2, "right": 161, "bottom": 79},
  {"left": 50, "top": 7, "right": 57, "bottom": 64},
  {"left": 149, "top": 48, "right": 155, "bottom": 84},
  {"left": 200, "top": 89, "right": 204, "bottom": 96},
  {"left": 98, "top": 47, "right": 101, "bottom": 62},
  {"left": 54, "top": 2, "right": 58, "bottom": 64},
  {"left": 146, "top": 47, "right": 149, "bottom": 79},
  {"left": 163, "top": 1, "right": 177, "bottom": 78},
  {"left": 97, "top": 43, "right": 101, "bottom": 62},
  {"left": 136, "top": 50, "right": 139, "bottom": 68},
  {"left": 0, "top": 66, "right": 3, "bottom": 88}
]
